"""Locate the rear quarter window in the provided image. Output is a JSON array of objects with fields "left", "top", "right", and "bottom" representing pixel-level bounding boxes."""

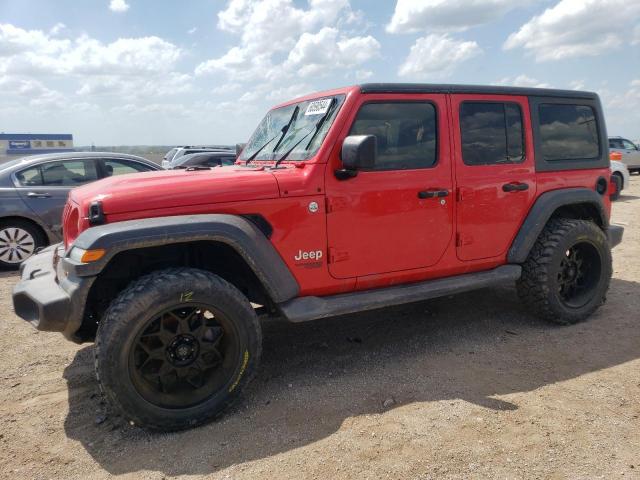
[
  {"left": 538, "top": 104, "right": 599, "bottom": 161},
  {"left": 529, "top": 96, "right": 607, "bottom": 172}
]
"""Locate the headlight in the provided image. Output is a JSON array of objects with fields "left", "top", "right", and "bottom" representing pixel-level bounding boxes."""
[{"left": 68, "top": 247, "right": 106, "bottom": 263}]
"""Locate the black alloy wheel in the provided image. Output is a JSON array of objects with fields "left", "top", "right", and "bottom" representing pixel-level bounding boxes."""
[
  {"left": 129, "top": 304, "right": 241, "bottom": 409},
  {"left": 557, "top": 243, "right": 602, "bottom": 309}
]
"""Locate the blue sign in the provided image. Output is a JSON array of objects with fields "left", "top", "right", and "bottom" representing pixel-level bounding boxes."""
[{"left": 9, "top": 140, "right": 31, "bottom": 149}]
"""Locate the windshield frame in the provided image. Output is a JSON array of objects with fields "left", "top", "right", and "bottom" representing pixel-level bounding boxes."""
[{"left": 239, "top": 94, "right": 346, "bottom": 163}]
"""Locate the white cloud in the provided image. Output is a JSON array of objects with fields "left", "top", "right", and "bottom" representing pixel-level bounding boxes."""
[
  {"left": 599, "top": 79, "right": 640, "bottom": 138},
  {"left": 76, "top": 72, "right": 193, "bottom": 99},
  {"left": 504, "top": 0, "right": 640, "bottom": 61},
  {"left": 495, "top": 74, "right": 552, "bottom": 88},
  {"left": 49, "top": 23, "right": 66, "bottom": 35},
  {"left": 605, "top": 79, "right": 640, "bottom": 110},
  {"left": 398, "top": 34, "right": 481, "bottom": 78},
  {"left": 0, "top": 76, "right": 63, "bottom": 105},
  {"left": 355, "top": 69, "right": 373, "bottom": 80},
  {"left": 0, "top": 23, "right": 69, "bottom": 59},
  {"left": 109, "top": 0, "right": 130, "bottom": 13},
  {"left": 284, "top": 27, "right": 379, "bottom": 78},
  {"left": 0, "top": 24, "right": 182, "bottom": 77},
  {"left": 387, "top": 0, "right": 534, "bottom": 34},
  {"left": 569, "top": 80, "right": 586, "bottom": 91},
  {"left": 111, "top": 103, "right": 189, "bottom": 117},
  {"left": 197, "top": 0, "right": 377, "bottom": 87},
  {"left": 188, "top": 27, "right": 198, "bottom": 35},
  {"left": 0, "top": 22, "right": 190, "bottom": 118}
]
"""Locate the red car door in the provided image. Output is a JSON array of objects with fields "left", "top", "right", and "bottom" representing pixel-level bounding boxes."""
[
  {"left": 325, "top": 93, "right": 454, "bottom": 279},
  {"left": 450, "top": 94, "right": 536, "bottom": 261}
]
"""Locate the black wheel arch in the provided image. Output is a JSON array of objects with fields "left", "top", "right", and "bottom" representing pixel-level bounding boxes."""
[
  {"left": 68, "top": 215, "right": 299, "bottom": 342},
  {"left": 508, "top": 188, "right": 609, "bottom": 264}
]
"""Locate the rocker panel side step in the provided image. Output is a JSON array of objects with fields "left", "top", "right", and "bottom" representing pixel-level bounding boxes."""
[{"left": 279, "top": 265, "right": 522, "bottom": 323}]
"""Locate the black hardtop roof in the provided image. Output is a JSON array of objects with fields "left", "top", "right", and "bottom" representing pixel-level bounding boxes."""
[{"left": 358, "top": 83, "right": 598, "bottom": 99}]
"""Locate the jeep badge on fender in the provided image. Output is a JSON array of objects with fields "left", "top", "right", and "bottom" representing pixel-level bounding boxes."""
[
  {"left": 12, "top": 83, "right": 623, "bottom": 431},
  {"left": 294, "top": 249, "right": 323, "bottom": 262}
]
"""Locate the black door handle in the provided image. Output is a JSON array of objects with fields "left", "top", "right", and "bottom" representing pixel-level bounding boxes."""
[
  {"left": 418, "top": 189, "right": 449, "bottom": 199},
  {"left": 502, "top": 182, "right": 528, "bottom": 192}
]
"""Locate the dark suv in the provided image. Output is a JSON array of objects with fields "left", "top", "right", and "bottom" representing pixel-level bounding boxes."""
[{"left": 13, "top": 84, "right": 623, "bottom": 431}]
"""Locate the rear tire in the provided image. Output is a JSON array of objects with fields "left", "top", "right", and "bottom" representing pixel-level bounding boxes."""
[
  {"left": 95, "top": 268, "right": 262, "bottom": 431},
  {"left": 0, "top": 219, "right": 46, "bottom": 269},
  {"left": 517, "top": 218, "right": 612, "bottom": 325}
]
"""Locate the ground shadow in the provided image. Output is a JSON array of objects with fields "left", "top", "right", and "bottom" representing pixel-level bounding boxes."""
[
  {"left": 617, "top": 194, "right": 640, "bottom": 201},
  {"left": 63, "top": 277, "right": 640, "bottom": 476}
]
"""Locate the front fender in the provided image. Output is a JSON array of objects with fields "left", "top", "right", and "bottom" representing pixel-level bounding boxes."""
[{"left": 63, "top": 214, "right": 299, "bottom": 303}]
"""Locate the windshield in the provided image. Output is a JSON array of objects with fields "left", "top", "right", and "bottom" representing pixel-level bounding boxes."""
[
  {"left": 164, "top": 148, "right": 178, "bottom": 160},
  {"left": 239, "top": 94, "right": 345, "bottom": 162}
]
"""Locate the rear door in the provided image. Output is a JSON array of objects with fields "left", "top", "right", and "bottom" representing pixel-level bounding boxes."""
[
  {"left": 15, "top": 159, "right": 99, "bottom": 238},
  {"left": 451, "top": 95, "right": 536, "bottom": 261},
  {"left": 325, "top": 94, "right": 453, "bottom": 279}
]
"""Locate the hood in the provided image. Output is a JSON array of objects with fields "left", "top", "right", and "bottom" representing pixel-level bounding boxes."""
[{"left": 69, "top": 166, "right": 280, "bottom": 215}]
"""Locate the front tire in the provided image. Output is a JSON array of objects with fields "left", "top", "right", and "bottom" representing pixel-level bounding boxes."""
[
  {"left": 95, "top": 268, "right": 262, "bottom": 431},
  {"left": 517, "top": 218, "right": 612, "bottom": 325}
]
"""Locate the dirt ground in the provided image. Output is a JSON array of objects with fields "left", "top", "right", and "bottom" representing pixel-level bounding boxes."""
[{"left": 1, "top": 180, "right": 639, "bottom": 480}]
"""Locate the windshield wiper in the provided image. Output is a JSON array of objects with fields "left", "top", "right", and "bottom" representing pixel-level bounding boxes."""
[
  {"left": 272, "top": 105, "right": 299, "bottom": 154},
  {"left": 244, "top": 134, "right": 278, "bottom": 165},
  {"left": 245, "top": 105, "right": 300, "bottom": 165},
  {"left": 273, "top": 99, "right": 336, "bottom": 168}
]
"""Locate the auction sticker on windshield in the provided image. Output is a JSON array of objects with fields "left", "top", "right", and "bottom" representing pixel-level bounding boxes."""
[{"left": 305, "top": 98, "right": 332, "bottom": 116}]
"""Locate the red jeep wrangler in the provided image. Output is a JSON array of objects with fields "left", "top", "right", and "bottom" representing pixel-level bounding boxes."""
[{"left": 13, "top": 84, "right": 623, "bottom": 431}]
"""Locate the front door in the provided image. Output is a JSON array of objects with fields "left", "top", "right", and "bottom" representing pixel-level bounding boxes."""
[
  {"left": 451, "top": 94, "right": 536, "bottom": 261},
  {"left": 325, "top": 95, "right": 453, "bottom": 279}
]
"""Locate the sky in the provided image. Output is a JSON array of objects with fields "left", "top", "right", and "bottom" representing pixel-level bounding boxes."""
[{"left": 0, "top": 0, "right": 639, "bottom": 146}]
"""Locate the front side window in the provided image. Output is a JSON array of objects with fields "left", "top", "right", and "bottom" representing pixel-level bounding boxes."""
[
  {"left": 622, "top": 139, "right": 638, "bottom": 150},
  {"left": 40, "top": 160, "right": 98, "bottom": 186},
  {"left": 239, "top": 95, "right": 346, "bottom": 162},
  {"left": 460, "top": 102, "right": 524, "bottom": 166},
  {"left": 17, "top": 160, "right": 98, "bottom": 187},
  {"left": 538, "top": 104, "right": 599, "bottom": 161},
  {"left": 15, "top": 166, "right": 43, "bottom": 186},
  {"left": 348, "top": 102, "right": 437, "bottom": 170}
]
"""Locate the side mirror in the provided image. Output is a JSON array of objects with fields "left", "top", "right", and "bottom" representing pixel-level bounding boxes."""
[
  {"left": 236, "top": 143, "right": 246, "bottom": 157},
  {"left": 337, "top": 135, "right": 376, "bottom": 179}
]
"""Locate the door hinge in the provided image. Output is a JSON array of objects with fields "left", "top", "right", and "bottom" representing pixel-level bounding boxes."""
[{"left": 329, "top": 247, "right": 349, "bottom": 263}]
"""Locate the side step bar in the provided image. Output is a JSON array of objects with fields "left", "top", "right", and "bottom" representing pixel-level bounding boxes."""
[{"left": 279, "top": 265, "right": 522, "bottom": 323}]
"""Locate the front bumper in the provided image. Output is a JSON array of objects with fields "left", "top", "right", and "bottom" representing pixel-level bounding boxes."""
[
  {"left": 607, "top": 225, "right": 624, "bottom": 248},
  {"left": 12, "top": 244, "right": 94, "bottom": 342}
]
